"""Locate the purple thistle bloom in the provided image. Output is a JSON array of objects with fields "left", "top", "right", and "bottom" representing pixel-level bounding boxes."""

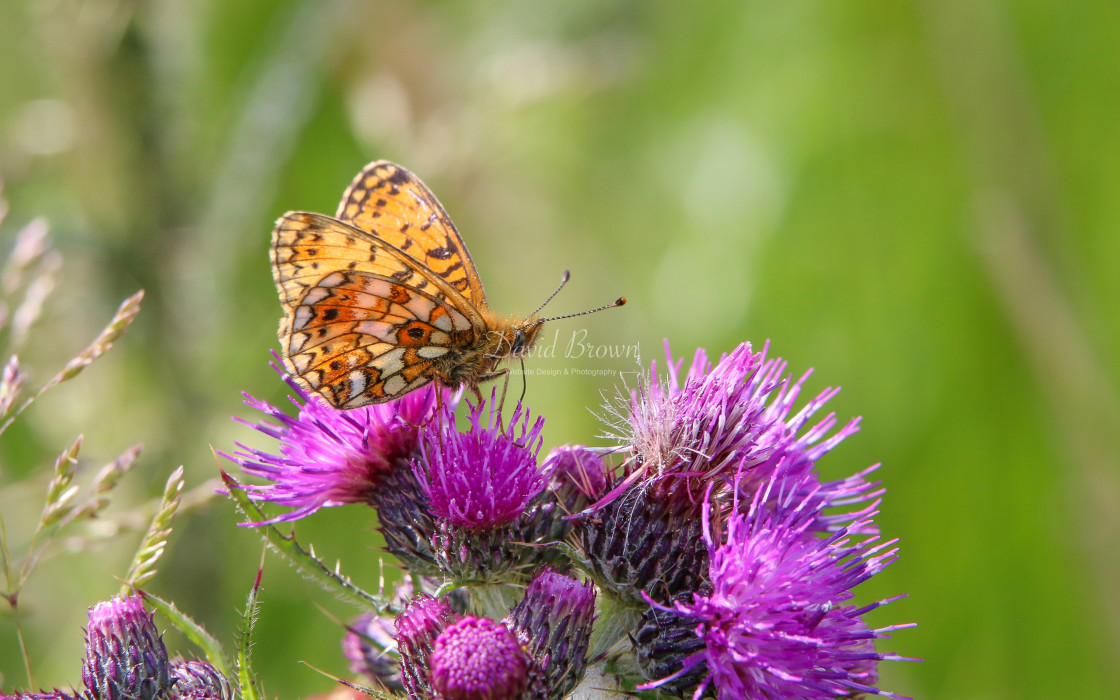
[
  {"left": 414, "top": 391, "right": 546, "bottom": 532},
  {"left": 223, "top": 359, "right": 441, "bottom": 524},
  {"left": 578, "top": 341, "right": 885, "bottom": 604},
  {"left": 541, "top": 445, "right": 609, "bottom": 514},
  {"left": 429, "top": 617, "right": 531, "bottom": 700},
  {"left": 167, "top": 660, "right": 230, "bottom": 700},
  {"left": 640, "top": 472, "right": 917, "bottom": 699},
  {"left": 81, "top": 596, "right": 171, "bottom": 700},
  {"left": 342, "top": 580, "right": 416, "bottom": 693},
  {"left": 600, "top": 341, "right": 863, "bottom": 508},
  {"left": 505, "top": 445, "right": 611, "bottom": 573}
]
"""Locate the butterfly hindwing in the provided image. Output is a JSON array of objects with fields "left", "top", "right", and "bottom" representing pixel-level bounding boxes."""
[
  {"left": 293, "top": 338, "right": 438, "bottom": 410},
  {"left": 271, "top": 211, "right": 480, "bottom": 407}
]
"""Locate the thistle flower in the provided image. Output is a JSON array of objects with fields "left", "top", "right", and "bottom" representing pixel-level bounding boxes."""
[
  {"left": 342, "top": 612, "right": 402, "bottom": 691},
  {"left": 167, "top": 660, "right": 230, "bottom": 700},
  {"left": 495, "top": 445, "right": 610, "bottom": 575},
  {"left": 601, "top": 341, "right": 861, "bottom": 505},
  {"left": 504, "top": 569, "right": 597, "bottom": 700},
  {"left": 577, "top": 481, "right": 713, "bottom": 604},
  {"left": 638, "top": 472, "right": 917, "bottom": 699},
  {"left": 414, "top": 393, "right": 546, "bottom": 532},
  {"left": 634, "top": 600, "right": 710, "bottom": 698},
  {"left": 540, "top": 445, "right": 609, "bottom": 514},
  {"left": 370, "top": 464, "right": 443, "bottom": 576},
  {"left": 395, "top": 595, "right": 458, "bottom": 699},
  {"left": 223, "top": 359, "right": 440, "bottom": 523},
  {"left": 209, "top": 339, "right": 914, "bottom": 699},
  {"left": 81, "top": 596, "right": 171, "bottom": 700},
  {"left": 412, "top": 393, "right": 548, "bottom": 581},
  {"left": 579, "top": 341, "right": 878, "bottom": 603},
  {"left": 394, "top": 572, "right": 595, "bottom": 700},
  {"left": 429, "top": 617, "right": 531, "bottom": 700}
]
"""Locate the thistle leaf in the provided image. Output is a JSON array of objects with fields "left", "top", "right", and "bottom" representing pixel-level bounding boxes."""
[
  {"left": 140, "top": 590, "right": 233, "bottom": 682},
  {"left": 221, "top": 470, "right": 388, "bottom": 611},
  {"left": 236, "top": 565, "right": 263, "bottom": 700}
]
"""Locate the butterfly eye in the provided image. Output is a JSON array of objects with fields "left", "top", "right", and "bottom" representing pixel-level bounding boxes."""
[{"left": 512, "top": 329, "right": 528, "bottom": 355}]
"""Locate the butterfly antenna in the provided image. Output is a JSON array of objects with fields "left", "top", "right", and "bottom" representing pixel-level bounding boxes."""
[
  {"left": 528, "top": 270, "right": 571, "bottom": 319},
  {"left": 530, "top": 296, "right": 627, "bottom": 326}
]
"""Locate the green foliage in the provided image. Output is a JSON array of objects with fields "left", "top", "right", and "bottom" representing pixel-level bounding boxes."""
[{"left": 142, "top": 591, "right": 234, "bottom": 685}]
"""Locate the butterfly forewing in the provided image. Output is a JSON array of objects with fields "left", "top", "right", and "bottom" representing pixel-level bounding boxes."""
[
  {"left": 336, "top": 161, "right": 488, "bottom": 309},
  {"left": 272, "top": 211, "right": 481, "bottom": 408}
]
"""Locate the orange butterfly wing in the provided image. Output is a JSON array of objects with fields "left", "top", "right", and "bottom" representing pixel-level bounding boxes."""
[
  {"left": 271, "top": 211, "right": 481, "bottom": 408},
  {"left": 335, "top": 161, "right": 489, "bottom": 309}
]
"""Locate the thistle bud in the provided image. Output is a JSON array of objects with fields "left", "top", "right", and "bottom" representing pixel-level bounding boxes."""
[
  {"left": 395, "top": 595, "right": 457, "bottom": 699},
  {"left": 168, "top": 659, "right": 230, "bottom": 700},
  {"left": 505, "top": 569, "right": 596, "bottom": 699},
  {"left": 81, "top": 596, "right": 171, "bottom": 700}
]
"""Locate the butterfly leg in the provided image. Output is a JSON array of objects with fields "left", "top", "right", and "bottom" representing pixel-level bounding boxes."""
[
  {"left": 430, "top": 368, "right": 456, "bottom": 448},
  {"left": 435, "top": 384, "right": 445, "bottom": 446},
  {"left": 479, "top": 368, "right": 532, "bottom": 445},
  {"left": 476, "top": 368, "right": 511, "bottom": 413}
]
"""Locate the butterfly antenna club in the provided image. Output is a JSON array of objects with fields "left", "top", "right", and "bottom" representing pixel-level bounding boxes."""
[
  {"left": 528, "top": 270, "right": 572, "bottom": 320},
  {"left": 531, "top": 296, "right": 627, "bottom": 327}
]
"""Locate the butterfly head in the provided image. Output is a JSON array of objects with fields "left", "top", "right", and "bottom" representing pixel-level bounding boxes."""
[
  {"left": 511, "top": 324, "right": 542, "bottom": 356},
  {"left": 485, "top": 319, "right": 544, "bottom": 361}
]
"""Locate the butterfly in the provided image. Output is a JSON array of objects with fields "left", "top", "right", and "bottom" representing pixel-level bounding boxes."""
[{"left": 271, "top": 161, "right": 625, "bottom": 409}]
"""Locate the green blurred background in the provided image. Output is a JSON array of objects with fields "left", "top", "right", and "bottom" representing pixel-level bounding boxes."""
[{"left": 2, "top": 1, "right": 1119, "bottom": 698}]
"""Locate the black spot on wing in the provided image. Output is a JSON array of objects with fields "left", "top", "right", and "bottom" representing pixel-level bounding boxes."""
[
  {"left": 386, "top": 168, "right": 410, "bottom": 185},
  {"left": 427, "top": 240, "right": 458, "bottom": 260}
]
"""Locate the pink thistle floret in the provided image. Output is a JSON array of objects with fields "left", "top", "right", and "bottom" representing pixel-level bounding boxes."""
[
  {"left": 430, "top": 617, "right": 530, "bottom": 700},
  {"left": 641, "top": 473, "right": 918, "bottom": 699},
  {"left": 414, "top": 392, "right": 546, "bottom": 532},
  {"left": 222, "top": 359, "right": 440, "bottom": 523},
  {"left": 541, "top": 444, "right": 609, "bottom": 511},
  {"left": 599, "top": 340, "right": 868, "bottom": 516}
]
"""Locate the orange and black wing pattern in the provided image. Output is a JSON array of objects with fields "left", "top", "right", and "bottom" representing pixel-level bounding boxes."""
[
  {"left": 271, "top": 211, "right": 479, "bottom": 408},
  {"left": 336, "top": 160, "right": 488, "bottom": 309}
]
